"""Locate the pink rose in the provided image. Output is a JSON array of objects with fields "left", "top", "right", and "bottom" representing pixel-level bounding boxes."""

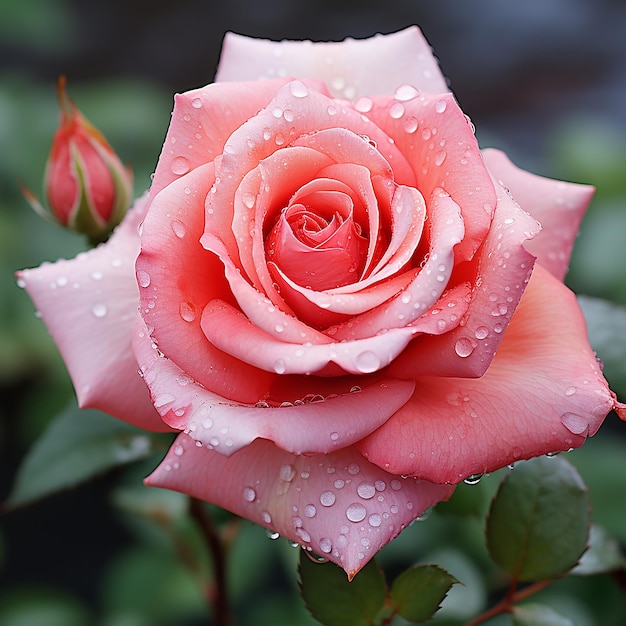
[{"left": 18, "top": 27, "right": 625, "bottom": 579}]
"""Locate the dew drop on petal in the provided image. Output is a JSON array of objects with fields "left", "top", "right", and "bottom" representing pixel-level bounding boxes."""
[
  {"left": 279, "top": 463, "right": 296, "bottom": 482},
  {"left": 394, "top": 84, "right": 420, "bottom": 101},
  {"left": 274, "top": 358, "right": 287, "bottom": 374},
  {"left": 565, "top": 386, "right": 576, "bottom": 396},
  {"left": 389, "top": 102, "right": 405, "bottom": 119},
  {"left": 289, "top": 81, "right": 309, "bottom": 98},
  {"left": 403, "top": 116, "right": 419, "bottom": 133},
  {"left": 356, "top": 482, "right": 376, "bottom": 500},
  {"left": 171, "top": 156, "right": 190, "bottom": 175},
  {"left": 354, "top": 97, "right": 373, "bottom": 113},
  {"left": 191, "top": 98, "right": 203, "bottom": 108},
  {"left": 243, "top": 486, "right": 256, "bottom": 502},
  {"left": 475, "top": 326, "right": 489, "bottom": 340},
  {"left": 346, "top": 502, "right": 367, "bottom": 523},
  {"left": 335, "top": 534, "right": 348, "bottom": 549},
  {"left": 368, "top": 513, "right": 382, "bottom": 527},
  {"left": 560, "top": 412, "right": 589, "bottom": 435},
  {"left": 319, "top": 537, "right": 332, "bottom": 554},
  {"left": 354, "top": 350, "right": 381, "bottom": 373},
  {"left": 320, "top": 491, "right": 336, "bottom": 507},
  {"left": 454, "top": 337, "right": 474, "bottom": 358},
  {"left": 304, "top": 504, "right": 317, "bottom": 518},
  {"left": 137, "top": 270, "right": 151, "bottom": 288},
  {"left": 179, "top": 301, "right": 196, "bottom": 322},
  {"left": 91, "top": 303, "right": 107, "bottom": 318},
  {"left": 435, "top": 99, "right": 447, "bottom": 113}
]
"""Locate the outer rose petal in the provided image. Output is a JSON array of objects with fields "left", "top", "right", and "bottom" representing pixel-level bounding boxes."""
[
  {"left": 148, "top": 78, "right": 295, "bottom": 203},
  {"left": 359, "top": 264, "right": 618, "bottom": 483},
  {"left": 17, "top": 196, "right": 166, "bottom": 431},
  {"left": 482, "top": 148, "right": 594, "bottom": 282},
  {"left": 134, "top": 314, "right": 416, "bottom": 455},
  {"left": 145, "top": 434, "right": 454, "bottom": 578},
  {"left": 216, "top": 27, "right": 449, "bottom": 98}
]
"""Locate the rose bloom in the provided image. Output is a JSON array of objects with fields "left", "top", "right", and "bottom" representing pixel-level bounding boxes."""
[{"left": 19, "top": 27, "right": 625, "bottom": 578}]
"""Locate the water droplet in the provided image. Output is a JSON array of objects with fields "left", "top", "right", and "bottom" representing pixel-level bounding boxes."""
[
  {"left": 356, "top": 482, "right": 376, "bottom": 500},
  {"left": 390, "top": 479, "right": 402, "bottom": 491},
  {"left": 354, "top": 97, "right": 373, "bottom": 113},
  {"left": 137, "top": 270, "right": 151, "bottom": 288},
  {"left": 455, "top": 337, "right": 474, "bottom": 358},
  {"left": 266, "top": 529, "right": 280, "bottom": 540},
  {"left": 242, "top": 191, "right": 256, "bottom": 209},
  {"left": 389, "top": 102, "right": 405, "bottom": 119},
  {"left": 565, "top": 386, "right": 576, "bottom": 396},
  {"left": 368, "top": 513, "right": 382, "bottom": 527},
  {"left": 403, "top": 116, "right": 419, "bottom": 133},
  {"left": 171, "top": 156, "right": 190, "bottom": 175},
  {"left": 279, "top": 463, "right": 296, "bottom": 482},
  {"left": 261, "top": 511, "right": 272, "bottom": 524},
  {"left": 274, "top": 358, "right": 287, "bottom": 374},
  {"left": 434, "top": 150, "right": 447, "bottom": 166},
  {"left": 560, "top": 412, "right": 589, "bottom": 435},
  {"left": 191, "top": 97, "right": 203, "bottom": 108},
  {"left": 304, "top": 504, "right": 317, "bottom": 518},
  {"left": 335, "top": 534, "right": 348, "bottom": 549},
  {"left": 319, "top": 537, "right": 332, "bottom": 553},
  {"left": 289, "top": 81, "right": 309, "bottom": 98},
  {"left": 463, "top": 473, "right": 483, "bottom": 485},
  {"left": 91, "top": 303, "right": 107, "bottom": 318},
  {"left": 435, "top": 99, "right": 447, "bottom": 113},
  {"left": 348, "top": 463, "right": 360, "bottom": 475},
  {"left": 475, "top": 326, "right": 489, "bottom": 340},
  {"left": 346, "top": 502, "right": 367, "bottom": 523},
  {"left": 179, "top": 301, "right": 196, "bottom": 322},
  {"left": 355, "top": 350, "right": 381, "bottom": 373},
  {"left": 394, "top": 84, "right": 420, "bottom": 101},
  {"left": 243, "top": 486, "right": 256, "bottom": 502},
  {"left": 320, "top": 491, "right": 336, "bottom": 507}
]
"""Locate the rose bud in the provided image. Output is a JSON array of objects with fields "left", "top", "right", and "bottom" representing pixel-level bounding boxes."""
[{"left": 23, "top": 76, "right": 133, "bottom": 244}]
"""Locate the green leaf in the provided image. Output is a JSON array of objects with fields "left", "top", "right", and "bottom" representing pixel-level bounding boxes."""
[
  {"left": 486, "top": 456, "right": 590, "bottom": 582},
  {"left": 571, "top": 524, "right": 626, "bottom": 576},
  {"left": 512, "top": 603, "right": 575, "bottom": 626},
  {"left": 390, "top": 564, "right": 458, "bottom": 623},
  {"left": 577, "top": 295, "right": 626, "bottom": 392},
  {"left": 7, "top": 404, "right": 170, "bottom": 508},
  {"left": 298, "top": 553, "right": 386, "bottom": 626}
]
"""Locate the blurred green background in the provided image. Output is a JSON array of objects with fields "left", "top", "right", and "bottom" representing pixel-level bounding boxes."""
[{"left": 1, "top": 0, "right": 625, "bottom": 624}]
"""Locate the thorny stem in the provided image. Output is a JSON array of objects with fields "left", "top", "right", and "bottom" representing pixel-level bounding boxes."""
[
  {"left": 462, "top": 578, "right": 555, "bottom": 626},
  {"left": 189, "top": 498, "right": 233, "bottom": 626}
]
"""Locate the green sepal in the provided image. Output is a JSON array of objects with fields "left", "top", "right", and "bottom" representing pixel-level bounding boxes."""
[
  {"left": 298, "top": 552, "right": 386, "bottom": 626},
  {"left": 389, "top": 563, "right": 458, "bottom": 623}
]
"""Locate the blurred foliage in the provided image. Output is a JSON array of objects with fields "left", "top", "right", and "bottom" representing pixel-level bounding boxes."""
[{"left": 1, "top": 1, "right": 625, "bottom": 625}]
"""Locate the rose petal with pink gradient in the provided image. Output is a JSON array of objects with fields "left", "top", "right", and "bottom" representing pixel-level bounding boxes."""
[
  {"left": 133, "top": 316, "right": 415, "bottom": 456},
  {"left": 146, "top": 434, "right": 454, "bottom": 579},
  {"left": 216, "top": 27, "right": 449, "bottom": 98},
  {"left": 17, "top": 196, "right": 166, "bottom": 431},
  {"left": 358, "top": 265, "right": 622, "bottom": 483},
  {"left": 482, "top": 148, "right": 594, "bottom": 282}
]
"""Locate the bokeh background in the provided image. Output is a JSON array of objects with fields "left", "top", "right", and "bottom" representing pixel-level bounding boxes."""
[{"left": 1, "top": 1, "right": 625, "bottom": 624}]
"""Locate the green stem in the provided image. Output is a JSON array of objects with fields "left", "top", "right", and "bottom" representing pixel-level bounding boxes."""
[{"left": 189, "top": 498, "right": 233, "bottom": 626}]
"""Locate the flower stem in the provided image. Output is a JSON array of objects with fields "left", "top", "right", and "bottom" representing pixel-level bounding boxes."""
[
  {"left": 189, "top": 498, "right": 233, "bottom": 626},
  {"left": 462, "top": 579, "right": 554, "bottom": 626}
]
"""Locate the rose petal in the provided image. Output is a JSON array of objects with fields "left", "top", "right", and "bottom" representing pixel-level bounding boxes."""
[
  {"left": 363, "top": 91, "right": 495, "bottom": 263},
  {"left": 145, "top": 434, "right": 454, "bottom": 578},
  {"left": 358, "top": 264, "right": 617, "bottom": 483},
  {"left": 137, "top": 163, "right": 275, "bottom": 402},
  {"left": 215, "top": 27, "right": 449, "bottom": 98},
  {"left": 134, "top": 317, "right": 415, "bottom": 455},
  {"left": 389, "top": 171, "right": 541, "bottom": 377},
  {"left": 17, "top": 196, "right": 166, "bottom": 431},
  {"left": 482, "top": 148, "right": 594, "bottom": 281},
  {"left": 148, "top": 78, "right": 295, "bottom": 203}
]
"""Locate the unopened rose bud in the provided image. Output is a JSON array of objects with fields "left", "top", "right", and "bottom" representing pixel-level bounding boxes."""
[{"left": 23, "top": 76, "right": 133, "bottom": 244}]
